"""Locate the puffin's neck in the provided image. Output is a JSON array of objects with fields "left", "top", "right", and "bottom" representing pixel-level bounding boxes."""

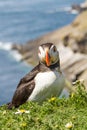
[
  {"left": 39, "top": 60, "right": 60, "bottom": 72},
  {"left": 49, "top": 60, "right": 60, "bottom": 70}
]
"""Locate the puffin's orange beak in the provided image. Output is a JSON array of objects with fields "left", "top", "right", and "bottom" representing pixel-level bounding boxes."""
[{"left": 46, "top": 51, "right": 50, "bottom": 66}]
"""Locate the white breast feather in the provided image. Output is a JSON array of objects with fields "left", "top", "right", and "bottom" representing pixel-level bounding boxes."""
[{"left": 28, "top": 70, "right": 65, "bottom": 102}]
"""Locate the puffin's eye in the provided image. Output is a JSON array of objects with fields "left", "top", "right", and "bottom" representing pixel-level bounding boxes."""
[{"left": 53, "top": 46, "right": 56, "bottom": 52}]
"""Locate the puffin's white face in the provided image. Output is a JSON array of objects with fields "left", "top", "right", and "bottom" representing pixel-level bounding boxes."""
[{"left": 38, "top": 43, "right": 59, "bottom": 66}]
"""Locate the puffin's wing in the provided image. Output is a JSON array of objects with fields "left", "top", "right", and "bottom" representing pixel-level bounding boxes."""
[
  {"left": 10, "top": 80, "right": 35, "bottom": 108},
  {"left": 17, "top": 64, "right": 39, "bottom": 88},
  {"left": 7, "top": 64, "right": 40, "bottom": 109}
]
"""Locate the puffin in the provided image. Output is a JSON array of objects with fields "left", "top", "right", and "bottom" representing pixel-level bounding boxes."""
[{"left": 7, "top": 43, "right": 65, "bottom": 109}]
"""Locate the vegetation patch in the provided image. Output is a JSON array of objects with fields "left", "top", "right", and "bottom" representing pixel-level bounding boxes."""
[{"left": 0, "top": 81, "right": 87, "bottom": 130}]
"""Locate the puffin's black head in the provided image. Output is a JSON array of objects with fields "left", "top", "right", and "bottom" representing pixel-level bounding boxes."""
[{"left": 38, "top": 43, "right": 60, "bottom": 66}]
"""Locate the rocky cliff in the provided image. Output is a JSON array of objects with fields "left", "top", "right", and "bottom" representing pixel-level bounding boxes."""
[
  {"left": 71, "top": 1, "right": 87, "bottom": 12},
  {"left": 12, "top": 11, "right": 87, "bottom": 86}
]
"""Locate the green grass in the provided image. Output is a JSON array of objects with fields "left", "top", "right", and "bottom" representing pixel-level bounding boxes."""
[{"left": 0, "top": 81, "right": 87, "bottom": 130}]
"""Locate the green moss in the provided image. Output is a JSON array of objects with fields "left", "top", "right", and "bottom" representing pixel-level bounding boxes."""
[{"left": 0, "top": 81, "right": 87, "bottom": 130}]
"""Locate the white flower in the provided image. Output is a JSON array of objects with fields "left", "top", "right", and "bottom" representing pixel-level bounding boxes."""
[
  {"left": 15, "top": 109, "right": 30, "bottom": 114},
  {"left": 65, "top": 121, "right": 73, "bottom": 129}
]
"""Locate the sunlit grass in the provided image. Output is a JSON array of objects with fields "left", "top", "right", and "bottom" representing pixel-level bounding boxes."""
[{"left": 0, "top": 81, "right": 87, "bottom": 130}]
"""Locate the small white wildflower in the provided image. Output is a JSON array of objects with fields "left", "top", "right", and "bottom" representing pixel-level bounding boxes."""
[
  {"left": 15, "top": 109, "right": 30, "bottom": 114},
  {"left": 65, "top": 121, "right": 73, "bottom": 129}
]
